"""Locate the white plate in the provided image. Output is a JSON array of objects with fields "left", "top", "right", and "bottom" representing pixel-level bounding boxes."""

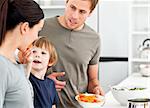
[{"left": 75, "top": 93, "right": 105, "bottom": 108}]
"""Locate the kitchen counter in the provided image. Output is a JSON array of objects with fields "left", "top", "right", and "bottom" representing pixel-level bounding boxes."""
[{"left": 102, "top": 73, "right": 150, "bottom": 108}]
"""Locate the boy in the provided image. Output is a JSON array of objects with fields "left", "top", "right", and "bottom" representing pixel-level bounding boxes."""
[{"left": 26, "top": 37, "right": 59, "bottom": 108}]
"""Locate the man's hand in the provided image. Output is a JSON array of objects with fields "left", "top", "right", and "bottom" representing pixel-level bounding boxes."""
[
  {"left": 88, "top": 79, "right": 105, "bottom": 96},
  {"left": 92, "top": 85, "right": 105, "bottom": 96},
  {"left": 47, "top": 72, "right": 66, "bottom": 91}
]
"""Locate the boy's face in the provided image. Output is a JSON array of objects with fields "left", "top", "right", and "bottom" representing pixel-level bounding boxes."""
[{"left": 31, "top": 46, "right": 50, "bottom": 72}]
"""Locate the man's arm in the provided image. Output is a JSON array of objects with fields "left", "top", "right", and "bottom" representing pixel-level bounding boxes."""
[
  {"left": 87, "top": 64, "right": 105, "bottom": 96},
  {"left": 47, "top": 72, "right": 66, "bottom": 91}
]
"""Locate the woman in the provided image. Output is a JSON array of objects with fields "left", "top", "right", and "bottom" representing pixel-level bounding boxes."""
[{"left": 0, "top": 0, "right": 44, "bottom": 108}]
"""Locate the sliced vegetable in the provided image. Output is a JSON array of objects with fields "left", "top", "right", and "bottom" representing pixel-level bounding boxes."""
[{"left": 78, "top": 94, "right": 101, "bottom": 103}]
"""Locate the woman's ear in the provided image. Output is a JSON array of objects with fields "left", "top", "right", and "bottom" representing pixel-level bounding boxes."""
[{"left": 20, "top": 22, "right": 30, "bottom": 35}]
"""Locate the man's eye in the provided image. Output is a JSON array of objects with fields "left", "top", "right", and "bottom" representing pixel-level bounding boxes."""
[
  {"left": 70, "top": 5, "right": 76, "bottom": 10},
  {"left": 80, "top": 10, "right": 86, "bottom": 14}
]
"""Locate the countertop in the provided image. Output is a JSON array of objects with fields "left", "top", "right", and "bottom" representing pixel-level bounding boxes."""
[{"left": 102, "top": 73, "right": 150, "bottom": 108}]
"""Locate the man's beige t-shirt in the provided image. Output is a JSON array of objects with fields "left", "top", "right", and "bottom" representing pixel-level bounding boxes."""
[{"left": 39, "top": 16, "right": 100, "bottom": 108}]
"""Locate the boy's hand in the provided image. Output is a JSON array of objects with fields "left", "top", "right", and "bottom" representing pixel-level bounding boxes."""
[
  {"left": 18, "top": 45, "right": 33, "bottom": 78},
  {"left": 18, "top": 44, "right": 33, "bottom": 64}
]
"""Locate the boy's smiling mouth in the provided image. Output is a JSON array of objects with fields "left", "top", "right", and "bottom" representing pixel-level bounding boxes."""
[{"left": 33, "top": 60, "right": 41, "bottom": 63}]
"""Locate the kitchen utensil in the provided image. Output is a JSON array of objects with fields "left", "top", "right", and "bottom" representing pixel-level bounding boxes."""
[
  {"left": 139, "top": 64, "right": 150, "bottom": 77},
  {"left": 111, "top": 85, "right": 149, "bottom": 106},
  {"left": 138, "top": 38, "right": 150, "bottom": 59},
  {"left": 127, "top": 98, "right": 150, "bottom": 108}
]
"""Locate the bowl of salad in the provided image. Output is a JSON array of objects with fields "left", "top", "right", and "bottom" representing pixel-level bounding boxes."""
[
  {"left": 111, "top": 85, "right": 149, "bottom": 106},
  {"left": 75, "top": 93, "right": 105, "bottom": 108}
]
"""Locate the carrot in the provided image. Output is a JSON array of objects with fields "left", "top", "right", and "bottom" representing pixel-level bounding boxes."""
[{"left": 78, "top": 94, "right": 101, "bottom": 103}]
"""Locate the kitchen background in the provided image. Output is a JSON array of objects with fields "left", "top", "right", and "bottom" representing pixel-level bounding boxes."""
[{"left": 34, "top": 0, "right": 150, "bottom": 93}]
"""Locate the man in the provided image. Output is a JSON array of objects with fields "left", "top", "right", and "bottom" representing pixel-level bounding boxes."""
[{"left": 39, "top": 0, "right": 104, "bottom": 107}]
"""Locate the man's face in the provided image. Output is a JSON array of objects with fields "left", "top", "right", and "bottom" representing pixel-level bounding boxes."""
[{"left": 64, "top": 0, "right": 91, "bottom": 30}]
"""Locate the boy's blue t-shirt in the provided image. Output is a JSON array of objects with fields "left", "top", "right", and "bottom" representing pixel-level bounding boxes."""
[{"left": 29, "top": 73, "right": 59, "bottom": 108}]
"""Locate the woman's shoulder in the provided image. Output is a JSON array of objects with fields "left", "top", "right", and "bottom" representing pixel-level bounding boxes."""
[
  {"left": 0, "top": 55, "right": 25, "bottom": 76},
  {"left": 0, "top": 55, "right": 10, "bottom": 68},
  {"left": 0, "top": 56, "right": 13, "bottom": 85}
]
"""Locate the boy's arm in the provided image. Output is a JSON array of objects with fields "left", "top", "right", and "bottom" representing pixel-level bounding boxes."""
[
  {"left": 25, "top": 61, "right": 32, "bottom": 78},
  {"left": 18, "top": 49, "right": 33, "bottom": 78}
]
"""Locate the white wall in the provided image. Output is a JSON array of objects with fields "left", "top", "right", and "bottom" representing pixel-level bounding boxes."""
[
  {"left": 86, "top": 7, "right": 98, "bottom": 32},
  {"left": 98, "top": 1, "right": 130, "bottom": 92},
  {"left": 99, "top": 1, "right": 130, "bottom": 57}
]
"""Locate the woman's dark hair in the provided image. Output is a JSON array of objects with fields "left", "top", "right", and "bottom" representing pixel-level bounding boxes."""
[{"left": 0, "top": 0, "right": 44, "bottom": 46}]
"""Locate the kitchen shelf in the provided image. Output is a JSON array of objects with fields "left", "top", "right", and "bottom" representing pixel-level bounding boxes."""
[
  {"left": 132, "top": 31, "right": 150, "bottom": 36},
  {"left": 131, "top": 58, "right": 150, "bottom": 63},
  {"left": 128, "top": 0, "right": 150, "bottom": 75},
  {"left": 133, "top": 1, "right": 150, "bottom": 5},
  {"left": 132, "top": 4, "right": 150, "bottom": 7},
  {"left": 131, "top": 7, "right": 149, "bottom": 32}
]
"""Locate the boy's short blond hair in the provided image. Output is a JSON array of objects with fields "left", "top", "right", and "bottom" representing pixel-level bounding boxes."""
[{"left": 32, "top": 36, "right": 58, "bottom": 65}]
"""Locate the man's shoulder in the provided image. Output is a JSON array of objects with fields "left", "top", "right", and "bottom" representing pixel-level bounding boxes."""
[
  {"left": 44, "top": 16, "right": 58, "bottom": 26},
  {"left": 39, "top": 16, "right": 58, "bottom": 35},
  {"left": 45, "top": 16, "right": 56, "bottom": 22},
  {"left": 84, "top": 24, "right": 100, "bottom": 38}
]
